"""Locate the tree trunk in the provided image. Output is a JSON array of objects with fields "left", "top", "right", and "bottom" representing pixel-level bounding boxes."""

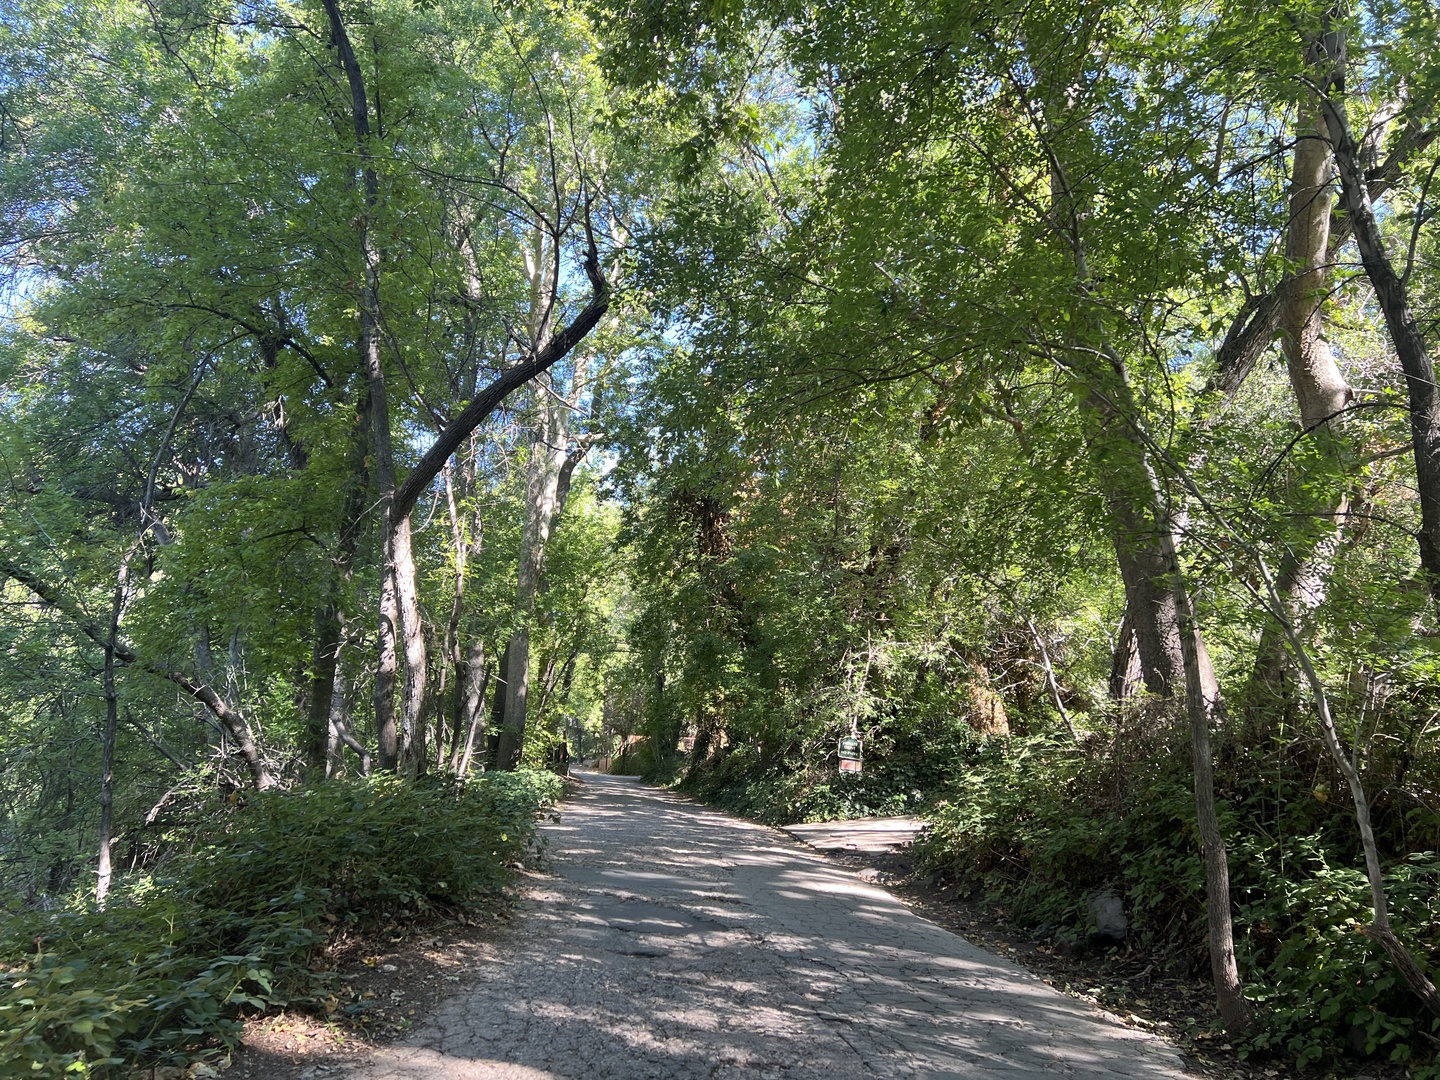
[
  {"left": 1108, "top": 608, "right": 1143, "bottom": 699},
  {"left": 1280, "top": 121, "right": 1351, "bottom": 431},
  {"left": 1028, "top": 40, "right": 1245, "bottom": 1019},
  {"left": 1078, "top": 357, "right": 1248, "bottom": 1031},
  {"left": 1315, "top": 36, "right": 1440, "bottom": 614},
  {"left": 1250, "top": 105, "right": 1355, "bottom": 702},
  {"left": 1249, "top": 510, "right": 1346, "bottom": 700},
  {"left": 1205, "top": 100, "right": 1435, "bottom": 404},
  {"left": 375, "top": 568, "right": 401, "bottom": 771},
  {"left": 495, "top": 375, "right": 575, "bottom": 769},
  {"left": 326, "top": 635, "right": 371, "bottom": 776},
  {"left": 393, "top": 517, "right": 427, "bottom": 774},
  {"left": 1177, "top": 575, "right": 1254, "bottom": 1035},
  {"left": 455, "top": 649, "right": 490, "bottom": 776},
  {"left": 495, "top": 627, "right": 534, "bottom": 771},
  {"left": 306, "top": 391, "right": 371, "bottom": 772},
  {"left": 326, "top": 651, "right": 346, "bottom": 777},
  {"left": 96, "top": 582, "right": 122, "bottom": 906},
  {"left": 325, "top": 127, "right": 606, "bottom": 776},
  {"left": 1022, "top": 19, "right": 1219, "bottom": 715},
  {"left": 487, "top": 638, "right": 511, "bottom": 768},
  {"left": 1080, "top": 374, "right": 1223, "bottom": 714},
  {"left": 1104, "top": 431, "right": 1255, "bottom": 1034},
  {"left": 441, "top": 451, "right": 486, "bottom": 771},
  {"left": 320, "top": 0, "right": 415, "bottom": 772}
]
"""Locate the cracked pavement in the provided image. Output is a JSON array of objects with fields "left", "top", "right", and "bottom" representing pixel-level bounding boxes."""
[{"left": 346, "top": 772, "right": 1195, "bottom": 1079}]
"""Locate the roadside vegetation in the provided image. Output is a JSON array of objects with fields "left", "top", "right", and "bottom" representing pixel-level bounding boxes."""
[{"left": 1, "top": 771, "right": 562, "bottom": 1077}]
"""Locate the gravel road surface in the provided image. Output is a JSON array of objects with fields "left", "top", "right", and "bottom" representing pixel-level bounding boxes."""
[{"left": 348, "top": 771, "right": 1194, "bottom": 1079}]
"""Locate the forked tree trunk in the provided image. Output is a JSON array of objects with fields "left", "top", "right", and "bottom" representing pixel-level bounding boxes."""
[
  {"left": 1098, "top": 461, "right": 1221, "bottom": 711},
  {"left": 455, "top": 652, "right": 490, "bottom": 776},
  {"left": 327, "top": 634, "right": 371, "bottom": 776},
  {"left": 1024, "top": 20, "right": 1220, "bottom": 717},
  {"left": 1074, "top": 349, "right": 1251, "bottom": 1034}
]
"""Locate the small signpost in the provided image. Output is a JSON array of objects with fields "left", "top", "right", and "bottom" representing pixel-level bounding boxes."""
[{"left": 838, "top": 734, "right": 863, "bottom": 775}]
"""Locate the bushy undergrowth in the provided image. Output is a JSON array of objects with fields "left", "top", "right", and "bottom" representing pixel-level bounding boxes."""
[
  {"left": 662, "top": 716, "right": 983, "bottom": 825},
  {"left": 911, "top": 732, "right": 1440, "bottom": 1073},
  {"left": 0, "top": 770, "right": 562, "bottom": 1078}
]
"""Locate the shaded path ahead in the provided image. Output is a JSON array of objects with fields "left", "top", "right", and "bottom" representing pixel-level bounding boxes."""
[{"left": 354, "top": 772, "right": 1193, "bottom": 1079}]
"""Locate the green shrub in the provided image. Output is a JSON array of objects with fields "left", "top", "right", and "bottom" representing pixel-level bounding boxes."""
[
  {"left": 184, "top": 770, "right": 563, "bottom": 927},
  {"left": 0, "top": 770, "right": 563, "bottom": 1078},
  {"left": 911, "top": 733, "right": 1440, "bottom": 1071},
  {"left": 670, "top": 714, "right": 980, "bottom": 825},
  {"left": 1238, "top": 847, "right": 1440, "bottom": 1068}
]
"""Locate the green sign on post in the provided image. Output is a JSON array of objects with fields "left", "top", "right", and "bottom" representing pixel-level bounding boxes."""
[{"left": 838, "top": 735, "right": 862, "bottom": 775}]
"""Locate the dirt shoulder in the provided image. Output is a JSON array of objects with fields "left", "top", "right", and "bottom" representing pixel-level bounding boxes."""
[{"left": 216, "top": 902, "right": 530, "bottom": 1080}]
